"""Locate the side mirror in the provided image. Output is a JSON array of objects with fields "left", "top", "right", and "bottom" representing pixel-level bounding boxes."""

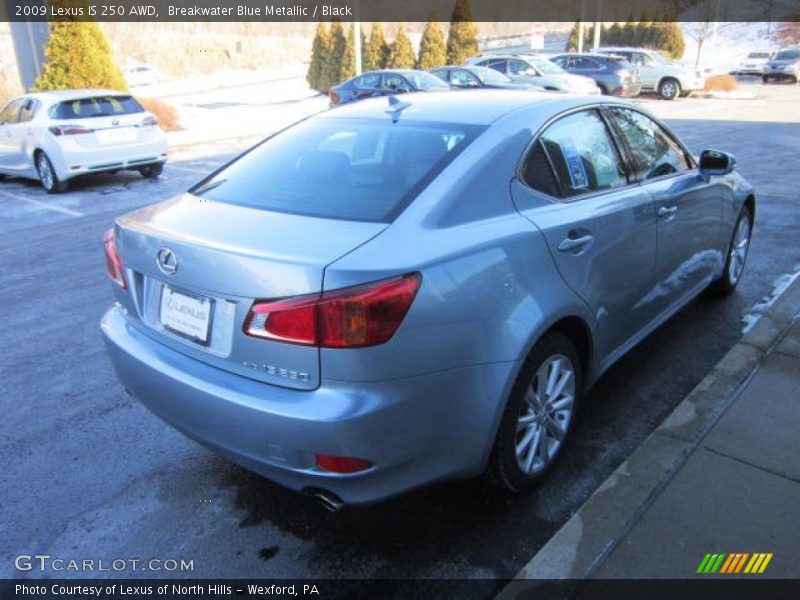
[
  {"left": 524, "top": 68, "right": 539, "bottom": 77},
  {"left": 699, "top": 149, "right": 736, "bottom": 181},
  {"left": 395, "top": 85, "right": 410, "bottom": 94}
]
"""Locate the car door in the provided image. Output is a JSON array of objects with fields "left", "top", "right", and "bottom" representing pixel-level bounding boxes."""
[
  {"left": 10, "top": 98, "right": 39, "bottom": 172},
  {"left": 511, "top": 108, "right": 658, "bottom": 359},
  {"left": 606, "top": 106, "right": 726, "bottom": 316},
  {"left": 0, "top": 98, "right": 25, "bottom": 172},
  {"left": 632, "top": 52, "right": 658, "bottom": 89}
]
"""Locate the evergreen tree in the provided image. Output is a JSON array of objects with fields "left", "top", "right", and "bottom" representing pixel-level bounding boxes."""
[
  {"left": 306, "top": 22, "right": 331, "bottom": 91},
  {"left": 566, "top": 21, "right": 579, "bottom": 51},
  {"left": 34, "top": 20, "right": 126, "bottom": 92},
  {"left": 388, "top": 24, "right": 416, "bottom": 69},
  {"left": 340, "top": 25, "right": 357, "bottom": 82},
  {"left": 607, "top": 22, "right": 622, "bottom": 46},
  {"left": 622, "top": 15, "right": 637, "bottom": 46},
  {"left": 446, "top": 0, "right": 479, "bottom": 65},
  {"left": 417, "top": 19, "right": 447, "bottom": 69},
  {"left": 364, "top": 22, "right": 390, "bottom": 71},
  {"left": 325, "top": 19, "right": 347, "bottom": 87},
  {"left": 659, "top": 21, "right": 686, "bottom": 59}
]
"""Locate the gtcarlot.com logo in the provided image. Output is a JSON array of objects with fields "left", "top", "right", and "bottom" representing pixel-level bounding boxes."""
[
  {"left": 696, "top": 552, "right": 773, "bottom": 574},
  {"left": 15, "top": 554, "right": 194, "bottom": 573}
]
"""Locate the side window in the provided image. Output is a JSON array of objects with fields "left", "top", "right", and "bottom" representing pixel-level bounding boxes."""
[
  {"left": 483, "top": 59, "right": 507, "bottom": 74},
  {"left": 572, "top": 57, "right": 596, "bottom": 70},
  {"left": 0, "top": 99, "right": 24, "bottom": 125},
  {"left": 523, "top": 110, "right": 628, "bottom": 198},
  {"left": 355, "top": 73, "right": 381, "bottom": 89},
  {"left": 551, "top": 56, "right": 567, "bottom": 68},
  {"left": 451, "top": 70, "right": 480, "bottom": 87},
  {"left": 508, "top": 59, "right": 533, "bottom": 76},
  {"left": 609, "top": 108, "right": 690, "bottom": 180},
  {"left": 19, "top": 99, "right": 38, "bottom": 123},
  {"left": 430, "top": 69, "right": 449, "bottom": 82},
  {"left": 381, "top": 74, "right": 407, "bottom": 90}
]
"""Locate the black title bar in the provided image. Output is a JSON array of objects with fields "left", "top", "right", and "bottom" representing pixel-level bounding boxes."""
[{"left": 1, "top": 0, "right": 798, "bottom": 23}]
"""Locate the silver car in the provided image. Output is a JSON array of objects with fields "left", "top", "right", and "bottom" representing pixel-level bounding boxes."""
[{"left": 102, "top": 91, "right": 754, "bottom": 508}]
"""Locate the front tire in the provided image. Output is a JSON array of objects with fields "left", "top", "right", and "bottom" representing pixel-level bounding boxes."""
[
  {"left": 36, "top": 152, "right": 68, "bottom": 194},
  {"left": 658, "top": 78, "right": 681, "bottom": 100},
  {"left": 711, "top": 205, "right": 752, "bottom": 296},
  {"left": 487, "top": 333, "right": 581, "bottom": 493},
  {"left": 762, "top": 76, "right": 770, "bottom": 83}
]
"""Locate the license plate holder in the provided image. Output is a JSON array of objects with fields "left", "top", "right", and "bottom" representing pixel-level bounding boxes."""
[{"left": 159, "top": 285, "right": 213, "bottom": 346}]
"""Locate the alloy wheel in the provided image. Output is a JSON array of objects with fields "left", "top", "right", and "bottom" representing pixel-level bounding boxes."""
[
  {"left": 728, "top": 213, "right": 751, "bottom": 285},
  {"left": 515, "top": 354, "right": 575, "bottom": 475},
  {"left": 37, "top": 155, "right": 54, "bottom": 191}
]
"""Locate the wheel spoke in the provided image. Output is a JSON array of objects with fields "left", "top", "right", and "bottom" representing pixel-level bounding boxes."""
[
  {"left": 545, "top": 416, "right": 566, "bottom": 441},
  {"left": 516, "top": 425, "right": 537, "bottom": 455},
  {"left": 517, "top": 412, "right": 536, "bottom": 432},
  {"left": 551, "top": 394, "right": 574, "bottom": 412},
  {"left": 549, "top": 370, "right": 572, "bottom": 404},
  {"left": 545, "top": 358, "right": 561, "bottom": 398},
  {"left": 525, "top": 428, "right": 541, "bottom": 472}
]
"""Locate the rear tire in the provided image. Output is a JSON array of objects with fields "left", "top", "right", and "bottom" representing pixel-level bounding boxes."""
[
  {"left": 658, "top": 77, "right": 681, "bottom": 100},
  {"left": 36, "top": 152, "right": 68, "bottom": 194},
  {"left": 139, "top": 163, "right": 163, "bottom": 179},
  {"left": 487, "top": 333, "right": 581, "bottom": 493},
  {"left": 711, "top": 205, "right": 752, "bottom": 296},
  {"left": 762, "top": 76, "right": 770, "bottom": 83}
]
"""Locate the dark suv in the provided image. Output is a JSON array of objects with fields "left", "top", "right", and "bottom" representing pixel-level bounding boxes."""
[{"left": 549, "top": 53, "right": 642, "bottom": 97}]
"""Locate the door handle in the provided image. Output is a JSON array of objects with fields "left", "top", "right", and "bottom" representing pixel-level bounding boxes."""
[
  {"left": 658, "top": 206, "right": 678, "bottom": 217},
  {"left": 558, "top": 234, "right": 594, "bottom": 253}
]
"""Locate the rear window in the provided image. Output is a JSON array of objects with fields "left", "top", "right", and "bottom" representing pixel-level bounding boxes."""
[
  {"left": 49, "top": 95, "right": 144, "bottom": 119},
  {"left": 192, "top": 118, "right": 484, "bottom": 222}
]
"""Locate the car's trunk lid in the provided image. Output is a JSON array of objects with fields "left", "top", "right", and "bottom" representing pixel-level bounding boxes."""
[{"left": 113, "top": 194, "right": 387, "bottom": 390}]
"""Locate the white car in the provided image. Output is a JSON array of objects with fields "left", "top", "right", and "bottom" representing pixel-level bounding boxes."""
[
  {"left": 736, "top": 51, "right": 775, "bottom": 76},
  {"left": 0, "top": 90, "right": 167, "bottom": 193},
  {"left": 596, "top": 47, "right": 705, "bottom": 100},
  {"left": 124, "top": 64, "right": 161, "bottom": 87}
]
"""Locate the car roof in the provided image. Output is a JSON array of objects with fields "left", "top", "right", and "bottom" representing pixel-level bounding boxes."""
[
  {"left": 551, "top": 52, "right": 617, "bottom": 59},
  {"left": 596, "top": 47, "right": 653, "bottom": 53},
  {"left": 318, "top": 90, "right": 610, "bottom": 126}
]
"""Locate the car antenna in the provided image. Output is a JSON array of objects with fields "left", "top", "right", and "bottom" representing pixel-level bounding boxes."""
[{"left": 386, "top": 95, "right": 411, "bottom": 123}]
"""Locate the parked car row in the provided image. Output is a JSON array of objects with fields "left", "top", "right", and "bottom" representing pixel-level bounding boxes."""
[{"left": 330, "top": 46, "right": 710, "bottom": 108}]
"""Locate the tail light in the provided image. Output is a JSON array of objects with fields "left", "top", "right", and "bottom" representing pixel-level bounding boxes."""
[
  {"left": 316, "top": 454, "right": 373, "bottom": 474},
  {"left": 328, "top": 89, "right": 341, "bottom": 105},
  {"left": 244, "top": 273, "right": 421, "bottom": 348},
  {"left": 49, "top": 125, "right": 93, "bottom": 136},
  {"left": 140, "top": 115, "right": 158, "bottom": 127},
  {"left": 103, "top": 228, "right": 126, "bottom": 289}
]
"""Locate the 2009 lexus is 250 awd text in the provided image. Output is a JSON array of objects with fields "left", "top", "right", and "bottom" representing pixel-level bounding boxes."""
[{"left": 101, "top": 91, "right": 754, "bottom": 508}]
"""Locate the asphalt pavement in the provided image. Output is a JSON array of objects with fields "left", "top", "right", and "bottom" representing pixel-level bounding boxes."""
[{"left": 1, "top": 81, "right": 799, "bottom": 588}]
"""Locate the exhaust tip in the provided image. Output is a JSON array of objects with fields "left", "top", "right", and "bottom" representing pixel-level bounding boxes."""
[{"left": 303, "top": 487, "right": 345, "bottom": 513}]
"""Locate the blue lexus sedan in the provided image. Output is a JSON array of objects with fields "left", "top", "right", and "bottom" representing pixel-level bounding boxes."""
[{"left": 102, "top": 91, "right": 754, "bottom": 508}]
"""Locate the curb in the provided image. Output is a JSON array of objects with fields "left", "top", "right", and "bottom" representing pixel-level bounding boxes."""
[{"left": 498, "top": 276, "right": 800, "bottom": 593}]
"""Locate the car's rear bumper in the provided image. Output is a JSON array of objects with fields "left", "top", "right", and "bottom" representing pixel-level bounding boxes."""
[
  {"left": 101, "top": 305, "right": 517, "bottom": 505},
  {"left": 49, "top": 136, "right": 168, "bottom": 181}
]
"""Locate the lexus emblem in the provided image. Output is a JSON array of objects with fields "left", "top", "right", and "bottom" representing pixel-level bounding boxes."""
[
  {"left": 112, "top": 119, "right": 119, "bottom": 126},
  {"left": 156, "top": 247, "right": 178, "bottom": 275}
]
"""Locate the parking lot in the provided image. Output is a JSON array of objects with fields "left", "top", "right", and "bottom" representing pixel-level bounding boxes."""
[{"left": 1, "top": 79, "right": 799, "bottom": 586}]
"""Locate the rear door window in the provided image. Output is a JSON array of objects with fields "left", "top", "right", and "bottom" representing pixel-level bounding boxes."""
[
  {"left": 50, "top": 95, "right": 144, "bottom": 119},
  {"left": 192, "top": 118, "right": 484, "bottom": 222},
  {"left": 522, "top": 110, "right": 628, "bottom": 199}
]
